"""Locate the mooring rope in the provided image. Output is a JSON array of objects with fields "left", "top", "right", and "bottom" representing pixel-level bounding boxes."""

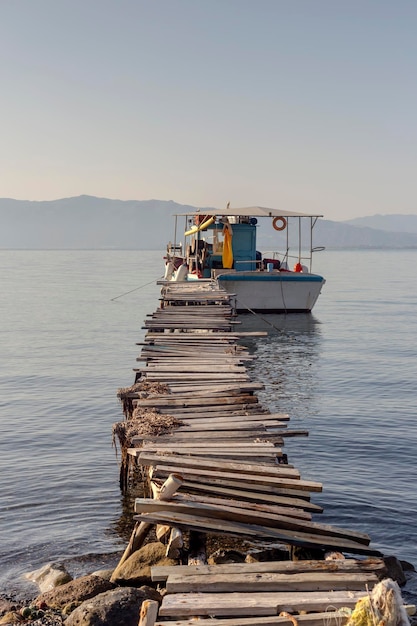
[
  {"left": 236, "top": 298, "right": 286, "bottom": 333},
  {"left": 110, "top": 276, "right": 163, "bottom": 302}
]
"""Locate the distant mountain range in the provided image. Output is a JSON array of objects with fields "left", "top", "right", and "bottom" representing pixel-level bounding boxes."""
[{"left": 1, "top": 195, "right": 417, "bottom": 250}]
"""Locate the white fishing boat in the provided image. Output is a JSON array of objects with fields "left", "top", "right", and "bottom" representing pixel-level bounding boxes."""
[{"left": 163, "top": 205, "right": 325, "bottom": 313}]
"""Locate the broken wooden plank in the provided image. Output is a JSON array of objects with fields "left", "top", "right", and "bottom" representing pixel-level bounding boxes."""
[
  {"left": 164, "top": 570, "right": 379, "bottom": 593},
  {"left": 133, "top": 511, "right": 380, "bottom": 555},
  {"left": 172, "top": 492, "right": 313, "bottom": 521},
  {"left": 151, "top": 557, "right": 387, "bottom": 582},
  {"left": 133, "top": 499, "right": 370, "bottom": 545},
  {"left": 138, "top": 453, "right": 300, "bottom": 479},
  {"left": 172, "top": 480, "right": 322, "bottom": 511},
  {"left": 147, "top": 465, "right": 321, "bottom": 493},
  {"left": 158, "top": 590, "right": 367, "bottom": 617},
  {"left": 154, "top": 611, "right": 349, "bottom": 626}
]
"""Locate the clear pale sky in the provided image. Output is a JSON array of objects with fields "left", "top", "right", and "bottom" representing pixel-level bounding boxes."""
[{"left": 1, "top": 0, "right": 416, "bottom": 219}]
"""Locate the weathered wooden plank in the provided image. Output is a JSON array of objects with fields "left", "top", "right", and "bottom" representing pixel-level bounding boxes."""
[
  {"left": 175, "top": 415, "right": 286, "bottom": 425},
  {"left": 146, "top": 464, "right": 321, "bottom": 493},
  {"left": 140, "top": 357, "right": 252, "bottom": 365},
  {"left": 155, "top": 404, "right": 265, "bottom": 415},
  {"left": 168, "top": 383, "right": 264, "bottom": 394},
  {"left": 164, "top": 421, "right": 285, "bottom": 433},
  {"left": 138, "top": 599, "right": 159, "bottom": 626},
  {"left": 173, "top": 480, "right": 322, "bottom": 511},
  {"left": 151, "top": 469, "right": 311, "bottom": 497},
  {"left": 141, "top": 431, "right": 284, "bottom": 442},
  {"left": 140, "top": 361, "right": 245, "bottom": 374},
  {"left": 180, "top": 405, "right": 290, "bottom": 422},
  {"left": 133, "top": 499, "right": 370, "bottom": 545},
  {"left": 140, "top": 373, "right": 250, "bottom": 381},
  {"left": 145, "top": 332, "right": 268, "bottom": 336},
  {"left": 174, "top": 415, "right": 285, "bottom": 425},
  {"left": 172, "top": 493, "right": 312, "bottom": 520},
  {"left": 158, "top": 590, "right": 367, "bottom": 617},
  {"left": 154, "top": 611, "right": 349, "bottom": 626},
  {"left": 165, "top": 571, "right": 378, "bottom": 593},
  {"left": 133, "top": 511, "right": 379, "bottom": 554},
  {"left": 138, "top": 453, "right": 300, "bottom": 479},
  {"left": 128, "top": 448, "right": 279, "bottom": 465},
  {"left": 142, "top": 324, "right": 234, "bottom": 330},
  {"left": 133, "top": 395, "right": 258, "bottom": 407},
  {"left": 151, "top": 557, "right": 386, "bottom": 581},
  {"left": 142, "top": 440, "right": 279, "bottom": 449},
  {"left": 137, "top": 443, "right": 283, "bottom": 461}
]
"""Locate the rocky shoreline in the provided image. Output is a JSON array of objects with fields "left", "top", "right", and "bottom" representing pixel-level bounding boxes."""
[{"left": 1, "top": 541, "right": 416, "bottom": 626}]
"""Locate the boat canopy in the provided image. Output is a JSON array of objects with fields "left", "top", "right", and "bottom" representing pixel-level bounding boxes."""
[{"left": 175, "top": 206, "right": 323, "bottom": 219}]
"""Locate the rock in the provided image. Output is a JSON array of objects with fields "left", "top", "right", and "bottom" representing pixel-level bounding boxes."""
[
  {"left": 208, "top": 549, "right": 246, "bottom": 565},
  {"left": 0, "top": 599, "right": 17, "bottom": 618},
  {"left": 0, "top": 611, "right": 22, "bottom": 624},
  {"left": 110, "top": 542, "right": 177, "bottom": 586},
  {"left": 136, "top": 586, "right": 162, "bottom": 603},
  {"left": 325, "top": 551, "right": 345, "bottom": 560},
  {"left": 400, "top": 560, "right": 416, "bottom": 573},
  {"left": 290, "top": 545, "right": 325, "bottom": 561},
  {"left": 35, "top": 575, "right": 115, "bottom": 610},
  {"left": 64, "top": 586, "right": 161, "bottom": 626},
  {"left": 90, "top": 570, "right": 114, "bottom": 582},
  {"left": 24, "top": 562, "right": 72, "bottom": 592},
  {"left": 245, "top": 547, "right": 289, "bottom": 563},
  {"left": 383, "top": 555, "right": 406, "bottom": 586}
]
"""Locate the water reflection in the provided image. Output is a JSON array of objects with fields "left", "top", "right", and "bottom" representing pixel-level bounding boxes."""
[{"left": 238, "top": 313, "right": 323, "bottom": 422}]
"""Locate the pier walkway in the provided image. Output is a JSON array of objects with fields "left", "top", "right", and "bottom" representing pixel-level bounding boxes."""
[{"left": 114, "top": 281, "right": 406, "bottom": 625}]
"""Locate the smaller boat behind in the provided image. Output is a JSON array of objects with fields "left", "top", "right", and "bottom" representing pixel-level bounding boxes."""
[{"left": 163, "top": 205, "right": 326, "bottom": 313}]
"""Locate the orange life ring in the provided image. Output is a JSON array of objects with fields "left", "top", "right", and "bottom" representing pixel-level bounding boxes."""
[{"left": 272, "top": 216, "right": 287, "bottom": 231}]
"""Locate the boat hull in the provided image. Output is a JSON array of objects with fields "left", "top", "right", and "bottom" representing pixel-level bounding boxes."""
[{"left": 216, "top": 271, "right": 325, "bottom": 313}]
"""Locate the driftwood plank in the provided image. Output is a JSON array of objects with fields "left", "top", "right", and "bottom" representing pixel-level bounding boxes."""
[
  {"left": 138, "top": 599, "right": 159, "bottom": 626},
  {"left": 158, "top": 590, "right": 367, "bottom": 617},
  {"left": 142, "top": 431, "right": 284, "bottom": 442},
  {"left": 176, "top": 415, "right": 287, "bottom": 425},
  {"left": 154, "top": 611, "right": 350, "bottom": 626},
  {"left": 164, "top": 571, "right": 378, "bottom": 593},
  {"left": 140, "top": 373, "right": 250, "bottom": 380},
  {"left": 156, "top": 404, "right": 265, "bottom": 415},
  {"left": 172, "top": 492, "right": 313, "bottom": 520},
  {"left": 171, "top": 421, "right": 273, "bottom": 432},
  {"left": 138, "top": 453, "right": 300, "bottom": 478},
  {"left": 133, "top": 395, "right": 257, "bottom": 406},
  {"left": 128, "top": 441, "right": 280, "bottom": 456},
  {"left": 148, "top": 465, "right": 321, "bottom": 493},
  {"left": 141, "top": 440, "right": 280, "bottom": 449},
  {"left": 133, "top": 499, "right": 370, "bottom": 545},
  {"left": 151, "top": 557, "right": 386, "bottom": 581},
  {"left": 151, "top": 469, "right": 311, "bottom": 499},
  {"left": 133, "top": 511, "right": 380, "bottom": 555},
  {"left": 174, "top": 480, "right": 322, "bottom": 511}
]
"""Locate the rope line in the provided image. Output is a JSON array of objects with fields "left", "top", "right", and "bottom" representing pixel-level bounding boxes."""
[{"left": 110, "top": 276, "right": 163, "bottom": 301}]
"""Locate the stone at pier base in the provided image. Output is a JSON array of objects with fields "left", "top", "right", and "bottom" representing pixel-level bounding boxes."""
[
  {"left": 24, "top": 562, "right": 72, "bottom": 592},
  {"left": 110, "top": 542, "right": 178, "bottom": 586},
  {"left": 64, "top": 586, "right": 161, "bottom": 626},
  {"left": 34, "top": 574, "right": 115, "bottom": 610}
]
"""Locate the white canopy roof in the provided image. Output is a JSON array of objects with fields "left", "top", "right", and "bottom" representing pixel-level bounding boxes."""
[{"left": 176, "top": 206, "right": 323, "bottom": 218}]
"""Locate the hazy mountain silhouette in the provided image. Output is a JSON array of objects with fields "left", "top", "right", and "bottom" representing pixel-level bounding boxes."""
[
  {"left": 1, "top": 195, "right": 417, "bottom": 250},
  {"left": 344, "top": 214, "right": 417, "bottom": 233}
]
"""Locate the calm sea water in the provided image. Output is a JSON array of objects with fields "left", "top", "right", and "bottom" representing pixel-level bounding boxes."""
[{"left": 0, "top": 249, "right": 416, "bottom": 602}]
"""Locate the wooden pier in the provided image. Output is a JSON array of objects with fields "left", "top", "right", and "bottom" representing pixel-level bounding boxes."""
[{"left": 113, "top": 281, "right": 407, "bottom": 625}]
